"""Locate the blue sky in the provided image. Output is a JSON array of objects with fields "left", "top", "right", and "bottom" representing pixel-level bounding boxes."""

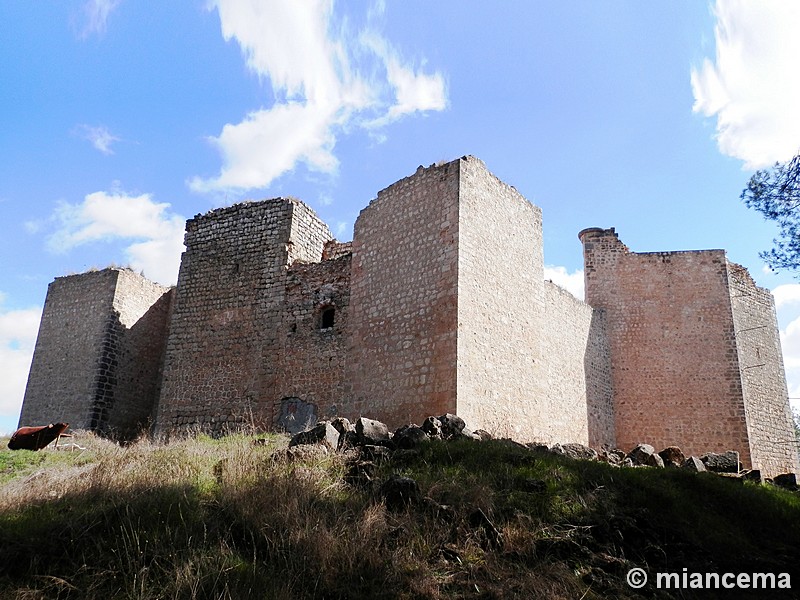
[{"left": 2, "top": 1, "right": 800, "bottom": 435}]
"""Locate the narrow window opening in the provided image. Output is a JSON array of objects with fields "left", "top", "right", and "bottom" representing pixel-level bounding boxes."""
[{"left": 320, "top": 307, "right": 335, "bottom": 329}]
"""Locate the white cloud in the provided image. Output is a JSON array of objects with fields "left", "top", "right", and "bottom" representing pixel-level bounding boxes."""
[
  {"left": 361, "top": 32, "right": 448, "bottom": 128},
  {"left": 79, "top": 0, "right": 120, "bottom": 38},
  {"left": 779, "top": 314, "right": 800, "bottom": 414},
  {"left": 772, "top": 283, "right": 800, "bottom": 309},
  {"left": 0, "top": 302, "right": 42, "bottom": 434},
  {"left": 544, "top": 265, "right": 584, "bottom": 301},
  {"left": 48, "top": 190, "right": 185, "bottom": 285},
  {"left": 75, "top": 124, "right": 121, "bottom": 155},
  {"left": 191, "top": 0, "right": 447, "bottom": 193},
  {"left": 691, "top": 0, "right": 800, "bottom": 168}
]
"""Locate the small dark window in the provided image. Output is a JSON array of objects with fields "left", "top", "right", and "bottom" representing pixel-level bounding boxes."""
[{"left": 320, "top": 307, "right": 335, "bottom": 329}]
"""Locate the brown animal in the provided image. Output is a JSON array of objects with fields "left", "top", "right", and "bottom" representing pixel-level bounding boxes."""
[{"left": 8, "top": 423, "right": 69, "bottom": 451}]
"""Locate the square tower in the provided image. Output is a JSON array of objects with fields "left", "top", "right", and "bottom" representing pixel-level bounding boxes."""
[
  {"left": 20, "top": 268, "right": 171, "bottom": 439},
  {"left": 154, "top": 199, "right": 334, "bottom": 435},
  {"left": 580, "top": 227, "right": 798, "bottom": 475}
]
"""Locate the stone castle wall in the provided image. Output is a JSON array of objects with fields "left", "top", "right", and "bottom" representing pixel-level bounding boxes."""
[
  {"left": 105, "top": 270, "right": 173, "bottom": 438},
  {"left": 275, "top": 254, "right": 351, "bottom": 431},
  {"left": 542, "top": 282, "right": 615, "bottom": 448},
  {"left": 580, "top": 227, "right": 798, "bottom": 474},
  {"left": 21, "top": 270, "right": 119, "bottom": 429},
  {"left": 18, "top": 158, "right": 797, "bottom": 476},
  {"left": 581, "top": 228, "right": 750, "bottom": 463}
]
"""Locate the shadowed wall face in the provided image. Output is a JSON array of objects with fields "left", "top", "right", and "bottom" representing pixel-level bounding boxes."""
[{"left": 727, "top": 263, "right": 800, "bottom": 475}]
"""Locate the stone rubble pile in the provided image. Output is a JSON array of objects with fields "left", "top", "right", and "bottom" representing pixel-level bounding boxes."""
[{"left": 286, "top": 414, "right": 799, "bottom": 491}]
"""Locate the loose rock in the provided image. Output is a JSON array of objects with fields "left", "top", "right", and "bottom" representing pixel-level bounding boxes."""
[
  {"left": 421, "top": 416, "right": 442, "bottom": 438},
  {"left": 559, "top": 442, "right": 598, "bottom": 461},
  {"left": 700, "top": 451, "right": 740, "bottom": 473},
  {"left": 288, "top": 422, "right": 340, "bottom": 450},
  {"left": 356, "top": 417, "right": 390, "bottom": 445},
  {"left": 393, "top": 425, "right": 429, "bottom": 449},
  {"left": 772, "top": 473, "right": 797, "bottom": 489},
  {"left": 438, "top": 413, "right": 466, "bottom": 439},
  {"left": 627, "top": 443, "right": 656, "bottom": 466},
  {"left": 658, "top": 446, "right": 685, "bottom": 468},
  {"left": 682, "top": 456, "right": 707, "bottom": 472},
  {"left": 379, "top": 474, "right": 420, "bottom": 511}
]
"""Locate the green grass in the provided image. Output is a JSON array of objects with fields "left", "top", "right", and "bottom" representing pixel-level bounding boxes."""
[{"left": 0, "top": 434, "right": 798, "bottom": 599}]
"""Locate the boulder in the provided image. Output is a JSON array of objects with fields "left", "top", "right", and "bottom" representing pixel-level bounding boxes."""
[
  {"left": 599, "top": 448, "right": 626, "bottom": 466},
  {"left": 682, "top": 456, "right": 706, "bottom": 472},
  {"left": 393, "top": 425, "right": 429, "bottom": 449},
  {"left": 646, "top": 453, "right": 665, "bottom": 468},
  {"left": 658, "top": 446, "right": 686, "bottom": 468},
  {"left": 559, "top": 443, "right": 598, "bottom": 461},
  {"left": 379, "top": 475, "right": 420, "bottom": 511},
  {"left": 356, "top": 417, "right": 390, "bottom": 444},
  {"left": 286, "top": 444, "right": 329, "bottom": 462},
  {"left": 360, "top": 444, "right": 392, "bottom": 463},
  {"left": 288, "top": 422, "right": 339, "bottom": 450},
  {"left": 421, "top": 416, "right": 443, "bottom": 438},
  {"left": 772, "top": 473, "right": 798, "bottom": 489},
  {"left": 437, "top": 413, "right": 466, "bottom": 439},
  {"left": 526, "top": 442, "right": 551, "bottom": 454},
  {"left": 458, "top": 427, "right": 482, "bottom": 441},
  {"left": 339, "top": 430, "right": 361, "bottom": 450},
  {"left": 741, "top": 469, "right": 762, "bottom": 484},
  {"left": 626, "top": 443, "right": 656, "bottom": 466},
  {"left": 330, "top": 416, "right": 353, "bottom": 436},
  {"left": 473, "top": 429, "right": 493, "bottom": 441},
  {"left": 700, "top": 451, "right": 740, "bottom": 473},
  {"left": 344, "top": 460, "right": 376, "bottom": 488}
]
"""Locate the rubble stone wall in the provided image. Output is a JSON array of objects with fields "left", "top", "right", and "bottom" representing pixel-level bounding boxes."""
[
  {"left": 455, "top": 157, "right": 547, "bottom": 440},
  {"left": 20, "top": 270, "right": 119, "bottom": 429},
  {"left": 106, "top": 270, "right": 173, "bottom": 439},
  {"left": 154, "top": 199, "right": 333, "bottom": 436},
  {"left": 276, "top": 254, "right": 351, "bottom": 430},
  {"left": 18, "top": 158, "right": 796, "bottom": 477}
]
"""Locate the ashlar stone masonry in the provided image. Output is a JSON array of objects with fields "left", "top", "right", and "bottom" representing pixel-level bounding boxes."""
[{"left": 18, "top": 156, "right": 799, "bottom": 476}]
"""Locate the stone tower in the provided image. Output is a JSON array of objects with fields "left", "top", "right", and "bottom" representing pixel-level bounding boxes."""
[
  {"left": 153, "top": 199, "right": 335, "bottom": 435},
  {"left": 20, "top": 268, "right": 172, "bottom": 439},
  {"left": 580, "top": 227, "right": 799, "bottom": 475},
  {"left": 346, "top": 157, "right": 612, "bottom": 443}
]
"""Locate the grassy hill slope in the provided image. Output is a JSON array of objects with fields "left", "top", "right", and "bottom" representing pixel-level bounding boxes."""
[{"left": 1, "top": 433, "right": 798, "bottom": 599}]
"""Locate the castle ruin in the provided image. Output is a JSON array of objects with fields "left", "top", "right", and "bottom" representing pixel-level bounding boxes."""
[{"left": 19, "top": 156, "right": 799, "bottom": 476}]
